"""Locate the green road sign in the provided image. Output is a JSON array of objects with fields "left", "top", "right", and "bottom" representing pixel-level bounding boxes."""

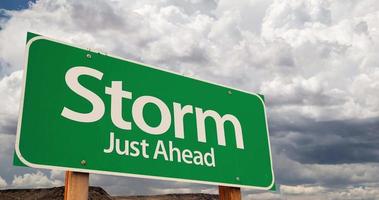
[{"left": 15, "top": 32, "right": 274, "bottom": 189}]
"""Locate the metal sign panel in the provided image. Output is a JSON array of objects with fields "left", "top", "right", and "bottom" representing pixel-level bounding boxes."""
[{"left": 15, "top": 33, "right": 274, "bottom": 189}]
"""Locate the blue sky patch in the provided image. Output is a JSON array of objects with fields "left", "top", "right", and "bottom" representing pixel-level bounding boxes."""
[{"left": 0, "top": 0, "right": 36, "bottom": 11}]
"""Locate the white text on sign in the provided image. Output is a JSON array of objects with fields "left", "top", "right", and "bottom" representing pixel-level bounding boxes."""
[{"left": 61, "top": 66, "right": 245, "bottom": 149}]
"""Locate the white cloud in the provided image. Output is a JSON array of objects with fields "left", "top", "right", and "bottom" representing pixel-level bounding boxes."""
[
  {"left": 280, "top": 184, "right": 325, "bottom": 195},
  {"left": 0, "top": 0, "right": 377, "bottom": 125},
  {"left": 0, "top": 176, "right": 7, "bottom": 188},
  {"left": 0, "top": 70, "right": 22, "bottom": 133},
  {"left": 257, "top": 0, "right": 379, "bottom": 121},
  {"left": 11, "top": 171, "right": 63, "bottom": 188},
  {"left": 0, "top": 0, "right": 379, "bottom": 197},
  {"left": 151, "top": 187, "right": 196, "bottom": 194},
  {"left": 327, "top": 186, "right": 379, "bottom": 200},
  {"left": 350, "top": 68, "right": 379, "bottom": 116},
  {"left": 149, "top": 184, "right": 217, "bottom": 194},
  {"left": 245, "top": 192, "right": 282, "bottom": 200}
]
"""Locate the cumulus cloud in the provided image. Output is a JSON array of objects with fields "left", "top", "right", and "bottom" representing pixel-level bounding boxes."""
[
  {"left": 0, "top": 0, "right": 379, "bottom": 198},
  {"left": 257, "top": 0, "right": 379, "bottom": 120},
  {"left": 327, "top": 186, "right": 379, "bottom": 200},
  {"left": 245, "top": 192, "right": 282, "bottom": 200},
  {"left": 0, "top": 176, "right": 7, "bottom": 188},
  {"left": 0, "top": 0, "right": 378, "bottom": 122},
  {"left": 280, "top": 184, "right": 326, "bottom": 195},
  {"left": 11, "top": 171, "right": 63, "bottom": 188},
  {"left": 0, "top": 70, "right": 22, "bottom": 134}
]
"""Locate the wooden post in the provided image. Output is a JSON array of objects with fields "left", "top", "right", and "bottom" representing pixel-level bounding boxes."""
[
  {"left": 219, "top": 186, "right": 242, "bottom": 200},
  {"left": 64, "top": 171, "right": 89, "bottom": 200}
]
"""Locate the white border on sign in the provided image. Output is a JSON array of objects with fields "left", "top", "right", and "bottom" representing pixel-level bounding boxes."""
[{"left": 15, "top": 34, "right": 275, "bottom": 190}]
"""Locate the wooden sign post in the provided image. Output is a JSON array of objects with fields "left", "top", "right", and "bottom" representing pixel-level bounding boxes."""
[
  {"left": 64, "top": 171, "right": 89, "bottom": 200},
  {"left": 219, "top": 186, "right": 242, "bottom": 200}
]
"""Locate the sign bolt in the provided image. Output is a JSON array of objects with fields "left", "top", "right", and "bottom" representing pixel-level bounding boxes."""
[
  {"left": 228, "top": 90, "right": 232, "bottom": 95},
  {"left": 86, "top": 53, "right": 91, "bottom": 59},
  {"left": 236, "top": 177, "right": 240, "bottom": 181},
  {"left": 80, "top": 160, "right": 87, "bottom": 166}
]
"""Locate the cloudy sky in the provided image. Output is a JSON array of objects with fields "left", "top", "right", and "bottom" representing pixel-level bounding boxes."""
[{"left": 1, "top": 0, "right": 379, "bottom": 199}]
